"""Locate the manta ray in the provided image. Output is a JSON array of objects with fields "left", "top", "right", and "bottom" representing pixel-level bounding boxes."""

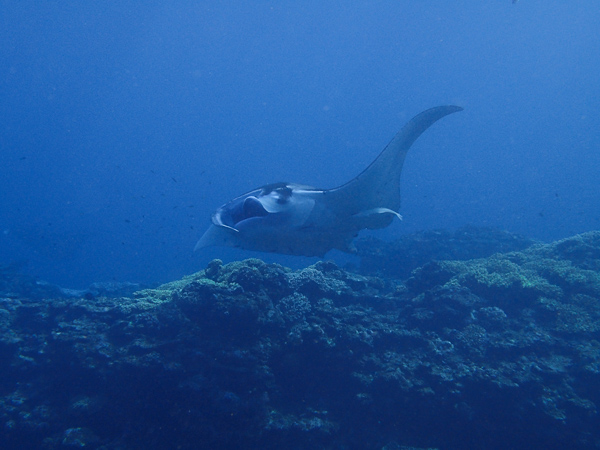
[{"left": 196, "top": 105, "right": 462, "bottom": 256}]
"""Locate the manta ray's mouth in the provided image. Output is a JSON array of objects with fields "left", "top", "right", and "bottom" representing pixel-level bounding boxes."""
[
  {"left": 242, "top": 197, "right": 269, "bottom": 220},
  {"left": 214, "top": 194, "right": 272, "bottom": 231}
]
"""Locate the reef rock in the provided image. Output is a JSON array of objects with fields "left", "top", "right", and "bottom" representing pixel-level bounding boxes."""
[
  {"left": 1, "top": 231, "right": 599, "bottom": 449},
  {"left": 356, "top": 225, "right": 537, "bottom": 279}
]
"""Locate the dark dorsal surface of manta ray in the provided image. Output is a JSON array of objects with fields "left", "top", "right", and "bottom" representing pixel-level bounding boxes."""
[{"left": 196, "top": 105, "right": 463, "bottom": 257}]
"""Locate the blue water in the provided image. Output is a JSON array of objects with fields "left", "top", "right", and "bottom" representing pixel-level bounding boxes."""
[{"left": 1, "top": 1, "right": 599, "bottom": 288}]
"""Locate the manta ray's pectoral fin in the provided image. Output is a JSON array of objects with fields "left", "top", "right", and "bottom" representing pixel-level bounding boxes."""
[{"left": 324, "top": 105, "right": 463, "bottom": 218}]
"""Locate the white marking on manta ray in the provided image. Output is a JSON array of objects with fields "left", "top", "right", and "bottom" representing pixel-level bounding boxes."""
[{"left": 196, "top": 105, "right": 463, "bottom": 257}]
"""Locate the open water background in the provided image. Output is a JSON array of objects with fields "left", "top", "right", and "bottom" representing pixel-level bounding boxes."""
[{"left": 1, "top": 1, "right": 599, "bottom": 288}]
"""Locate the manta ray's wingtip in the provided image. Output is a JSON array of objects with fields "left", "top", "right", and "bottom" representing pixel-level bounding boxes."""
[
  {"left": 432, "top": 104, "right": 463, "bottom": 114},
  {"left": 424, "top": 105, "right": 463, "bottom": 116},
  {"left": 194, "top": 224, "right": 236, "bottom": 252},
  {"left": 408, "top": 105, "right": 463, "bottom": 136}
]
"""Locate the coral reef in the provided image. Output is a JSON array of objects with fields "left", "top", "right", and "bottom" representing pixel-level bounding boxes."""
[
  {"left": 1, "top": 229, "right": 599, "bottom": 449},
  {"left": 356, "top": 225, "right": 537, "bottom": 279}
]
